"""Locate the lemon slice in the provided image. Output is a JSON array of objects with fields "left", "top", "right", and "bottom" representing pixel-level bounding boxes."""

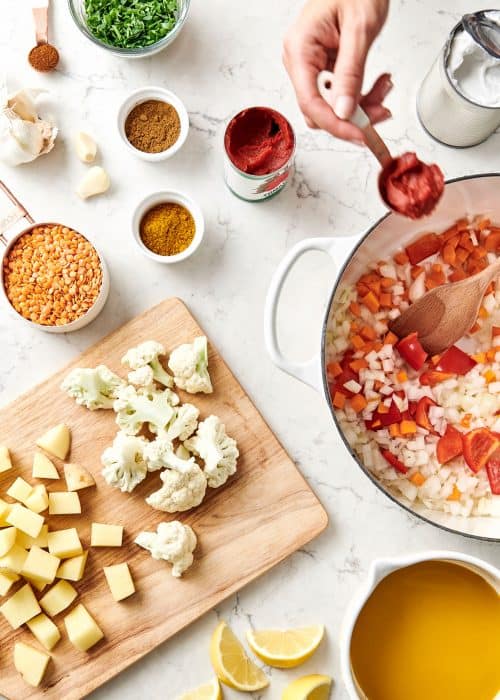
[
  {"left": 210, "top": 621, "right": 269, "bottom": 692},
  {"left": 177, "top": 677, "right": 222, "bottom": 700},
  {"left": 282, "top": 674, "right": 332, "bottom": 700},
  {"left": 247, "top": 624, "right": 324, "bottom": 668}
]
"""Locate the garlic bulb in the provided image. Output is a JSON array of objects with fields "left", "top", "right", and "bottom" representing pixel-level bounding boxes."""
[
  {"left": 74, "top": 131, "right": 97, "bottom": 163},
  {"left": 0, "top": 87, "right": 57, "bottom": 166},
  {"left": 76, "top": 166, "right": 110, "bottom": 199}
]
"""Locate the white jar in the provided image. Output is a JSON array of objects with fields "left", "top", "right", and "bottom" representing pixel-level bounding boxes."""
[{"left": 417, "top": 15, "right": 500, "bottom": 147}]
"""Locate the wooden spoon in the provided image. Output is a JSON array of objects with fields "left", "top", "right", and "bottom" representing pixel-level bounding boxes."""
[{"left": 390, "top": 258, "right": 500, "bottom": 355}]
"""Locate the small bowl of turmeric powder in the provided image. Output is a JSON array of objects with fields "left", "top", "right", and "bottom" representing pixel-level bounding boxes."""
[{"left": 132, "top": 190, "right": 204, "bottom": 264}]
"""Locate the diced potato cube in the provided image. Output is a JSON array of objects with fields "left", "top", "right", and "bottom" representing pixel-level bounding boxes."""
[
  {"left": 32, "top": 452, "right": 59, "bottom": 479},
  {"left": 7, "top": 477, "right": 34, "bottom": 505},
  {"left": 90, "top": 523, "right": 123, "bottom": 547},
  {"left": 64, "top": 462, "right": 95, "bottom": 491},
  {"left": 0, "top": 570, "right": 19, "bottom": 596},
  {"left": 7, "top": 503, "right": 44, "bottom": 538},
  {"left": 40, "top": 580, "right": 77, "bottom": 617},
  {"left": 0, "top": 527, "right": 17, "bottom": 557},
  {"left": 0, "top": 544, "right": 28, "bottom": 574},
  {"left": 23, "top": 575, "right": 47, "bottom": 593},
  {"left": 22, "top": 545, "right": 60, "bottom": 585},
  {"left": 64, "top": 603, "right": 104, "bottom": 651},
  {"left": 25, "top": 484, "right": 49, "bottom": 514},
  {"left": 47, "top": 528, "right": 82, "bottom": 558},
  {"left": 0, "top": 445, "right": 13, "bottom": 473},
  {"left": 56, "top": 551, "right": 88, "bottom": 582},
  {"left": 27, "top": 613, "right": 61, "bottom": 651},
  {"left": 103, "top": 563, "right": 135, "bottom": 602},
  {"left": 0, "top": 498, "right": 12, "bottom": 526},
  {"left": 16, "top": 524, "right": 49, "bottom": 550},
  {"left": 36, "top": 424, "right": 71, "bottom": 460},
  {"left": 0, "top": 583, "right": 41, "bottom": 628},
  {"left": 14, "top": 641, "right": 51, "bottom": 687},
  {"left": 48, "top": 492, "right": 81, "bottom": 515}
]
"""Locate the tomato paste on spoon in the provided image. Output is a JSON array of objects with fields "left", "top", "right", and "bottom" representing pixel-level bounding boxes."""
[{"left": 378, "top": 152, "right": 445, "bottom": 219}]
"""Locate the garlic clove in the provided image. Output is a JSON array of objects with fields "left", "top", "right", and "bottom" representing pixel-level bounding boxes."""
[
  {"left": 7, "top": 89, "right": 40, "bottom": 123},
  {"left": 76, "top": 166, "right": 110, "bottom": 199},
  {"left": 74, "top": 131, "right": 97, "bottom": 163}
]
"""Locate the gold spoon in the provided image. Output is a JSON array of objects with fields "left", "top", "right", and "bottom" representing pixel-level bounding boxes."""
[
  {"left": 390, "top": 257, "right": 500, "bottom": 355},
  {"left": 28, "top": 0, "right": 59, "bottom": 73}
]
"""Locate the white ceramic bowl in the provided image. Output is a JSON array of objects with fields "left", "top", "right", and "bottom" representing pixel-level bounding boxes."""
[
  {"left": 0, "top": 223, "right": 110, "bottom": 334},
  {"left": 117, "top": 87, "right": 189, "bottom": 162},
  {"left": 132, "top": 190, "right": 204, "bottom": 264},
  {"left": 340, "top": 551, "right": 500, "bottom": 699}
]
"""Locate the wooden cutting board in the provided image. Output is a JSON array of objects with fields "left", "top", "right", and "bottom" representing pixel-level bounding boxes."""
[{"left": 0, "top": 298, "right": 327, "bottom": 700}]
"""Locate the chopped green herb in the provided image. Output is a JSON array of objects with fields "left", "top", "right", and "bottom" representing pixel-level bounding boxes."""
[{"left": 84, "top": 0, "right": 179, "bottom": 49}]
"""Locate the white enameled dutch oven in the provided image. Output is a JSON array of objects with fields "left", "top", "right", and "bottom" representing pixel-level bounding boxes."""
[
  {"left": 265, "top": 173, "right": 500, "bottom": 541},
  {"left": 340, "top": 550, "right": 500, "bottom": 699},
  {"left": 0, "top": 181, "right": 109, "bottom": 333}
]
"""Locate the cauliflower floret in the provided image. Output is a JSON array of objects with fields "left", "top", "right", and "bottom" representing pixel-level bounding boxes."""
[
  {"left": 122, "top": 340, "right": 173, "bottom": 388},
  {"left": 145, "top": 463, "right": 207, "bottom": 512},
  {"left": 144, "top": 437, "right": 197, "bottom": 473},
  {"left": 168, "top": 336, "right": 213, "bottom": 394},
  {"left": 167, "top": 403, "right": 199, "bottom": 441},
  {"left": 127, "top": 365, "right": 154, "bottom": 388},
  {"left": 113, "top": 385, "right": 179, "bottom": 436},
  {"left": 101, "top": 431, "right": 149, "bottom": 492},
  {"left": 135, "top": 521, "right": 197, "bottom": 577},
  {"left": 61, "top": 365, "right": 126, "bottom": 410},
  {"left": 184, "top": 415, "right": 238, "bottom": 488}
]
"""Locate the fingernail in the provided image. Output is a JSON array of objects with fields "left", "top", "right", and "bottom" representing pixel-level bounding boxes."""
[{"left": 334, "top": 95, "right": 355, "bottom": 120}]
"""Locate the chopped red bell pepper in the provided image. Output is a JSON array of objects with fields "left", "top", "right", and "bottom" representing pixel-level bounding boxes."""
[
  {"left": 415, "top": 396, "right": 438, "bottom": 434},
  {"left": 419, "top": 371, "right": 455, "bottom": 386},
  {"left": 462, "top": 428, "right": 500, "bottom": 474},
  {"left": 396, "top": 332, "right": 428, "bottom": 371},
  {"left": 435, "top": 346, "right": 476, "bottom": 375},
  {"left": 436, "top": 425, "right": 463, "bottom": 464},
  {"left": 405, "top": 232, "right": 441, "bottom": 265},
  {"left": 486, "top": 449, "right": 500, "bottom": 495},
  {"left": 331, "top": 367, "right": 359, "bottom": 397},
  {"left": 365, "top": 400, "right": 403, "bottom": 431},
  {"left": 380, "top": 448, "right": 408, "bottom": 474}
]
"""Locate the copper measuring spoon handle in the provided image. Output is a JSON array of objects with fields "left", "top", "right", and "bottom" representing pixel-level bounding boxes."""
[
  {"left": 0, "top": 181, "right": 34, "bottom": 248},
  {"left": 33, "top": 0, "right": 49, "bottom": 45}
]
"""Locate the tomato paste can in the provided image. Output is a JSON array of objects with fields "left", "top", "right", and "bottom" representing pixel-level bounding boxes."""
[{"left": 223, "top": 107, "right": 296, "bottom": 202}]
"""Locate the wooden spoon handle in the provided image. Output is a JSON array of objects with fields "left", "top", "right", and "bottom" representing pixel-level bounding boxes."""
[
  {"left": 33, "top": 1, "right": 49, "bottom": 45},
  {"left": 478, "top": 256, "right": 500, "bottom": 289}
]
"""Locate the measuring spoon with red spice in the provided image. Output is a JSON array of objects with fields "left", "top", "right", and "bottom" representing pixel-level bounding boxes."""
[
  {"left": 29, "top": 0, "right": 59, "bottom": 73},
  {"left": 317, "top": 71, "right": 444, "bottom": 219}
]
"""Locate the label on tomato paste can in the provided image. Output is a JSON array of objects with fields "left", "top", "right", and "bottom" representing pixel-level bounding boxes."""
[{"left": 223, "top": 107, "right": 295, "bottom": 201}]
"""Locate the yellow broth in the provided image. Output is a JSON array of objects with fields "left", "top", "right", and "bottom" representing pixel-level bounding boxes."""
[{"left": 350, "top": 561, "right": 500, "bottom": 700}]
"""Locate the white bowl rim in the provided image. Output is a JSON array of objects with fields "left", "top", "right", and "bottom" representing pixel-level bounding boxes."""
[
  {"left": 117, "top": 86, "right": 189, "bottom": 162},
  {"left": 131, "top": 189, "right": 205, "bottom": 264},
  {"left": 0, "top": 222, "right": 109, "bottom": 332}
]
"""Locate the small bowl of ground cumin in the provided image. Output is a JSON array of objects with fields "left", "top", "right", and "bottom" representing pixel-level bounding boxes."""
[
  {"left": 118, "top": 87, "right": 189, "bottom": 161},
  {"left": 132, "top": 190, "right": 204, "bottom": 264}
]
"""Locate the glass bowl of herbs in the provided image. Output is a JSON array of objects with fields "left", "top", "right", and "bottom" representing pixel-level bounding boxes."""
[{"left": 68, "top": 0, "right": 190, "bottom": 58}]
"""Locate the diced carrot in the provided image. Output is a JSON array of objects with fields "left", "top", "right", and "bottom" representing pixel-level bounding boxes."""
[
  {"left": 367, "top": 280, "right": 381, "bottom": 295},
  {"left": 374, "top": 380, "right": 384, "bottom": 391},
  {"left": 394, "top": 251, "right": 409, "bottom": 265},
  {"left": 410, "top": 471, "right": 426, "bottom": 486},
  {"left": 411, "top": 265, "right": 424, "bottom": 279},
  {"left": 472, "top": 352, "right": 486, "bottom": 363},
  {"left": 487, "top": 348, "right": 497, "bottom": 362},
  {"left": 333, "top": 391, "right": 346, "bottom": 409},
  {"left": 350, "top": 394, "right": 367, "bottom": 413},
  {"left": 400, "top": 420, "right": 417, "bottom": 435},
  {"left": 351, "top": 334, "right": 365, "bottom": 350},
  {"left": 381, "top": 277, "right": 396, "bottom": 288},
  {"left": 456, "top": 247, "right": 470, "bottom": 263},
  {"left": 327, "top": 361, "right": 343, "bottom": 378},
  {"left": 476, "top": 217, "right": 490, "bottom": 231},
  {"left": 350, "top": 322, "right": 361, "bottom": 335},
  {"left": 430, "top": 264, "right": 446, "bottom": 284},
  {"left": 360, "top": 325, "right": 376, "bottom": 341},
  {"left": 349, "top": 301, "right": 361, "bottom": 317},
  {"left": 461, "top": 414, "right": 472, "bottom": 429},
  {"left": 447, "top": 234, "right": 461, "bottom": 249},
  {"left": 447, "top": 484, "right": 462, "bottom": 501},
  {"left": 459, "top": 231, "right": 474, "bottom": 251},
  {"left": 371, "top": 419, "right": 382, "bottom": 428},
  {"left": 450, "top": 268, "right": 467, "bottom": 282},
  {"left": 397, "top": 370, "right": 408, "bottom": 383},
  {"left": 467, "top": 258, "right": 487, "bottom": 275},
  {"left": 430, "top": 354, "right": 441, "bottom": 366},
  {"left": 378, "top": 402, "right": 390, "bottom": 414},
  {"left": 350, "top": 359, "right": 368, "bottom": 372},
  {"left": 389, "top": 424, "right": 401, "bottom": 438},
  {"left": 406, "top": 232, "right": 441, "bottom": 265},
  {"left": 356, "top": 282, "right": 370, "bottom": 297},
  {"left": 361, "top": 291, "right": 380, "bottom": 313},
  {"left": 379, "top": 292, "right": 392, "bottom": 308},
  {"left": 483, "top": 369, "right": 496, "bottom": 383},
  {"left": 373, "top": 341, "right": 383, "bottom": 353},
  {"left": 470, "top": 245, "right": 487, "bottom": 259},
  {"left": 384, "top": 331, "right": 398, "bottom": 345},
  {"left": 456, "top": 217, "right": 470, "bottom": 230},
  {"left": 484, "top": 230, "right": 500, "bottom": 251},
  {"left": 442, "top": 243, "right": 456, "bottom": 265},
  {"left": 425, "top": 277, "right": 439, "bottom": 291},
  {"left": 478, "top": 306, "right": 489, "bottom": 319},
  {"left": 440, "top": 223, "right": 459, "bottom": 243},
  {"left": 469, "top": 322, "right": 480, "bottom": 334}
]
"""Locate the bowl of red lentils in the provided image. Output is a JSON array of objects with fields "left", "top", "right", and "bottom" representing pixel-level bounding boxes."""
[{"left": 1, "top": 223, "right": 109, "bottom": 332}]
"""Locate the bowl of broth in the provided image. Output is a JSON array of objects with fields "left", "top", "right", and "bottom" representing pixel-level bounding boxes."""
[{"left": 341, "top": 551, "right": 500, "bottom": 700}]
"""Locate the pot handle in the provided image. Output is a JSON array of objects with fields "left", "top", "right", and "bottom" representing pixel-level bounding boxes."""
[
  {"left": 0, "top": 181, "right": 34, "bottom": 247},
  {"left": 264, "top": 235, "right": 356, "bottom": 393}
]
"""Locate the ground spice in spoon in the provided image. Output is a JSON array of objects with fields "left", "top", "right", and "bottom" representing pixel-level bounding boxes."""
[
  {"left": 140, "top": 202, "right": 195, "bottom": 256},
  {"left": 125, "top": 100, "right": 181, "bottom": 153},
  {"left": 28, "top": 43, "right": 59, "bottom": 72}
]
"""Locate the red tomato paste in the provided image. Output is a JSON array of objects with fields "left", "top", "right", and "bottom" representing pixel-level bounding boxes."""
[
  {"left": 379, "top": 152, "right": 444, "bottom": 219},
  {"left": 224, "top": 107, "right": 295, "bottom": 175}
]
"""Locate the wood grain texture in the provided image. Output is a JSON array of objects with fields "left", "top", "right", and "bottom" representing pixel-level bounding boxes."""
[{"left": 0, "top": 298, "right": 328, "bottom": 700}]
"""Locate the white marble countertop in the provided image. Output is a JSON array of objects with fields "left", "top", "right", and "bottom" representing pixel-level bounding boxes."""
[{"left": 1, "top": 1, "right": 499, "bottom": 698}]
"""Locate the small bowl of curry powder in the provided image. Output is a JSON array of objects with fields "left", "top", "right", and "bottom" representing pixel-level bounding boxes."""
[
  {"left": 118, "top": 87, "right": 189, "bottom": 161},
  {"left": 132, "top": 190, "right": 204, "bottom": 264}
]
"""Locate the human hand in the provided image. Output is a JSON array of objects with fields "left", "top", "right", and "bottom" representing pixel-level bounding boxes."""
[{"left": 283, "top": 0, "right": 392, "bottom": 142}]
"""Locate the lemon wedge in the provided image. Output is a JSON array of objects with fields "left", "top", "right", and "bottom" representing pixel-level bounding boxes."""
[
  {"left": 282, "top": 674, "right": 332, "bottom": 700},
  {"left": 177, "top": 677, "right": 222, "bottom": 700},
  {"left": 210, "top": 621, "right": 269, "bottom": 692},
  {"left": 246, "top": 624, "right": 324, "bottom": 668}
]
